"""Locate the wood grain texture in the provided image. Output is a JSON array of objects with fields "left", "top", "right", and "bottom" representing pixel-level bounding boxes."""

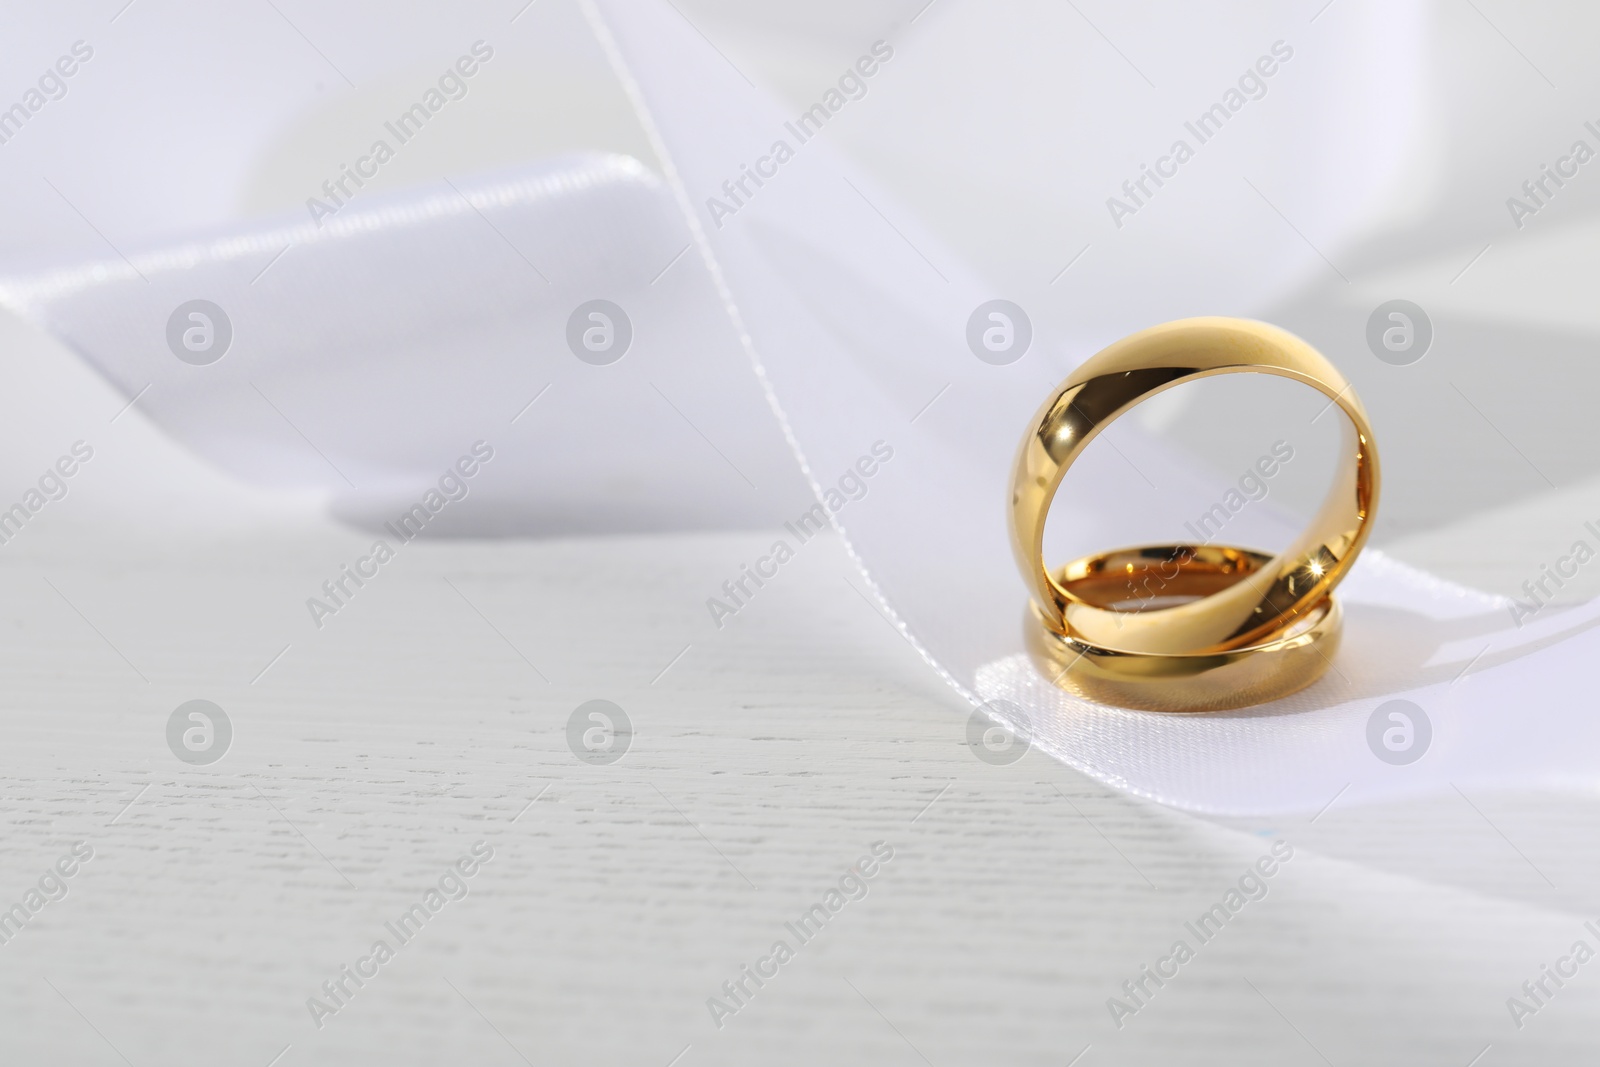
[{"left": 1, "top": 515, "right": 1597, "bottom": 1066}]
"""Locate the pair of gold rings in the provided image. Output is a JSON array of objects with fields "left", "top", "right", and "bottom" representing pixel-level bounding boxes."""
[{"left": 1008, "top": 318, "right": 1378, "bottom": 712}]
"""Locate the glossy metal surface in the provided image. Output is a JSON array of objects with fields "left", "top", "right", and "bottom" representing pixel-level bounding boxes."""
[
  {"left": 1009, "top": 317, "right": 1377, "bottom": 654},
  {"left": 1026, "top": 545, "right": 1341, "bottom": 712}
]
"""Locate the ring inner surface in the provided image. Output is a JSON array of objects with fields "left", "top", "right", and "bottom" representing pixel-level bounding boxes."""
[{"left": 1054, "top": 544, "right": 1271, "bottom": 614}]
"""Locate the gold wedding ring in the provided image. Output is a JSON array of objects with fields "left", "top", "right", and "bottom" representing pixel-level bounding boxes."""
[
  {"left": 1025, "top": 546, "right": 1342, "bottom": 712},
  {"left": 1008, "top": 318, "right": 1378, "bottom": 711}
]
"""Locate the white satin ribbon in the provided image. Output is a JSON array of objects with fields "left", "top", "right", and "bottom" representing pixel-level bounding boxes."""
[{"left": 7, "top": 0, "right": 1579, "bottom": 816}]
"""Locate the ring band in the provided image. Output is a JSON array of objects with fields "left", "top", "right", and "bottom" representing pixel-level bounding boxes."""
[
  {"left": 1009, "top": 317, "right": 1378, "bottom": 656},
  {"left": 1024, "top": 545, "right": 1341, "bottom": 712}
]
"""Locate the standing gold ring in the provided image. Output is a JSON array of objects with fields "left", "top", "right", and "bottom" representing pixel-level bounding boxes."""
[{"left": 1008, "top": 317, "right": 1379, "bottom": 709}]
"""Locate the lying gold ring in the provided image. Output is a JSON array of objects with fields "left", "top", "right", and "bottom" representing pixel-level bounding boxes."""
[
  {"left": 1025, "top": 545, "right": 1341, "bottom": 712},
  {"left": 1009, "top": 317, "right": 1378, "bottom": 656}
]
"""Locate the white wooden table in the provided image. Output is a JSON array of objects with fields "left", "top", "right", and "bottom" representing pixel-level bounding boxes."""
[{"left": 0, "top": 341, "right": 1595, "bottom": 1065}]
